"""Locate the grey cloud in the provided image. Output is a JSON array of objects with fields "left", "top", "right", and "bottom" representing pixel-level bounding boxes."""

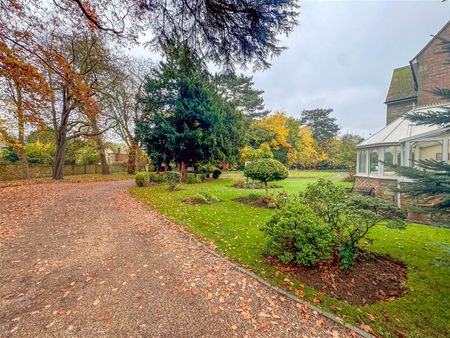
[{"left": 249, "top": 0, "right": 450, "bottom": 137}]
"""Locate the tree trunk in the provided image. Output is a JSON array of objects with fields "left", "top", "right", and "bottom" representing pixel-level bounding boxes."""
[
  {"left": 53, "top": 90, "right": 71, "bottom": 180},
  {"left": 53, "top": 122, "right": 68, "bottom": 180},
  {"left": 264, "top": 181, "right": 268, "bottom": 194},
  {"left": 180, "top": 161, "right": 187, "bottom": 180},
  {"left": 15, "top": 83, "right": 30, "bottom": 179},
  {"left": 89, "top": 115, "right": 109, "bottom": 175},
  {"left": 18, "top": 147, "right": 29, "bottom": 179},
  {"left": 127, "top": 140, "right": 138, "bottom": 174}
]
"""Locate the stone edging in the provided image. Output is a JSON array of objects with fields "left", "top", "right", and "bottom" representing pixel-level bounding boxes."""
[{"left": 158, "top": 215, "right": 375, "bottom": 338}]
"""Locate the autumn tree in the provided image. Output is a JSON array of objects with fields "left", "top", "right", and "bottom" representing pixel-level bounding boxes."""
[
  {"left": 250, "top": 113, "right": 290, "bottom": 148},
  {"left": 107, "top": 57, "right": 153, "bottom": 174},
  {"left": 287, "top": 127, "right": 327, "bottom": 169},
  {"left": 328, "top": 134, "right": 364, "bottom": 169},
  {"left": 0, "top": 43, "right": 50, "bottom": 178},
  {"left": 1, "top": 0, "right": 299, "bottom": 179},
  {"left": 43, "top": 31, "right": 106, "bottom": 179}
]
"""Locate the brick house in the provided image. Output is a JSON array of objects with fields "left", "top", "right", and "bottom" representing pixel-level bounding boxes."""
[
  {"left": 385, "top": 20, "right": 450, "bottom": 124},
  {"left": 355, "top": 21, "right": 450, "bottom": 216}
]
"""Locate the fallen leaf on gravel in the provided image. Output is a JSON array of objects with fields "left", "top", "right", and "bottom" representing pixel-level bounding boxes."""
[
  {"left": 313, "top": 297, "right": 321, "bottom": 303},
  {"left": 45, "top": 321, "right": 55, "bottom": 328},
  {"left": 241, "top": 311, "right": 251, "bottom": 320},
  {"left": 93, "top": 299, "right": 100, "bottom": 306},
  {"left": 330, "top": 330, "right": 340, "bottom": 337},
  {"left": 135, "top": 291, "right": 143, "bottom": 301}
]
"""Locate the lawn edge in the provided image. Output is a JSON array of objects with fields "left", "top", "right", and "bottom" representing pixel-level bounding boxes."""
[{"left": 129, "top": 189, "right": 375, "bottom": 338}]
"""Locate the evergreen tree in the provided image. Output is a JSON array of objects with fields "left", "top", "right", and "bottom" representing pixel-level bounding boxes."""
[
  {"left": 300, "top": 108, "right": 340, "bottom": 143},
  {"left": 213, "top": 73, "right": 268, "bottom": 120},
  {"left": 138, "top": 44, "right": 245, "bottom": 177}
]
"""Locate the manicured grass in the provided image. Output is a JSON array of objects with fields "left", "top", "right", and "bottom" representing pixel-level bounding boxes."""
[
  {"left": 64, "top": 172, "right": 134, "bottom": 182},
  {"left": 130, "top": 172, "right": 450, "bottom": 337}
]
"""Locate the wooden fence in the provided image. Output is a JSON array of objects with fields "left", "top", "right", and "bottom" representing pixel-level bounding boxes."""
[{"left": 0, "top": 163, "right": 127, "bottom": 181}]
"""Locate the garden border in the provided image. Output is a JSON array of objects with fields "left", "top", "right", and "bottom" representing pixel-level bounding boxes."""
[{"left": 149, "top": 204, "right": 375, "bottom": 338}]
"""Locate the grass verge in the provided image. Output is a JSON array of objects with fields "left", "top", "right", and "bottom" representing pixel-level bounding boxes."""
[{"left": 130, "top": 173, "right": 450, "bottom": 337}]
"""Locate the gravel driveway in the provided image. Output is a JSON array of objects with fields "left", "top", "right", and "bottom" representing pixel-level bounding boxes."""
[{"left": 0, "top": 180, "right": 358, "bottom": 337}]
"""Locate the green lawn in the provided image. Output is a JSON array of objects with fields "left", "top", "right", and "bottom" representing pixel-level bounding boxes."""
[
  {"left": 130, "top": 172, "right": 450, "bottom": 337},
  {"left": 64, "top": 172, "right": 134, "bottom": 182}
]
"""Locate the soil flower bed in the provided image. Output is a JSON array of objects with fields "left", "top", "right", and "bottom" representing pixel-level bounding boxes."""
[{"left": 266, "top": 252, "right": 407, "bottom": 306}]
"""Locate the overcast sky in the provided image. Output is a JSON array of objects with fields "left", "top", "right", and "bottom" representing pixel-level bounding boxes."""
[
  {"left": 131, "top": 0, "right": 449, "bottom": 138},
  {"left": 249, "top": 0, "right": 449, "bottom": 137}
]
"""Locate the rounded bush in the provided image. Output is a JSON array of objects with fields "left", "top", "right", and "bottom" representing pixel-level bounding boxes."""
[
  {"left": 244, "top": 159, "right": 288, "bottom": 192},
  {"left": 135, "top": 172, "right": 148, "bottom": 187},
  {"left": 149, "top": 173, "right": 167, "bottom": 183},
  {"left": 166, "top": 171, "right": 181, "bottom": 191},
  {"left": 212, "top": 168, "right": 222, "bottom": 179},
  {"left": 186, "top": 173, "right": 197, "bottom": 184},
  {"left": 263, "top": 203, "right": 334, "bottom": 266}
]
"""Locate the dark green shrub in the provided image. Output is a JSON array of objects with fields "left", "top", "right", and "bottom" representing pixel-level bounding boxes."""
[
  {"left": 338, "top": 242, "right": 357, "bottom": 270},
  {"left": 166, "top": 171, "right": 181, "bottom": 191},
  {"left": 135, "top": 172, "right": 148, "bottom": 187},
  {"left": 301, "top": 180, "right": 346, "bottom": 223},
  {"left": 263, "top": 204, "right": 335, "bottom": 266},
  {"left": 149, "top": 173, "right": 166, "bottom": 183},
  {"left": 212, "top": 168, "right": 222, "bottom": 179},
  {"left": 186, "top": 173, "right": 197, "bottom": 184},
  {"left": 298, "top": 181, "right": 406, "bottom": 269},
  {"left": 199, "top": 173, "right": 207, "bottom": 181},
  {"left": 244, "top": 159, "right": 288, "bottom": 193}
]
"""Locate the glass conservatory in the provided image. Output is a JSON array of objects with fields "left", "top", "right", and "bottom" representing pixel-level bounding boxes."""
[{"left": 356, "top": 106, "right": 450, "bottom": 180}]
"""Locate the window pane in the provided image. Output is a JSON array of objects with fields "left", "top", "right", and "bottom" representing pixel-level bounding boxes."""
[
  {"left": 384, "top": 146, "right": 399, "bottom": 176},
  {"left": 358, "top": 150, "right": 366, "bottom": 173},
  {"left": 411, "top": 141, "right": 443, "bottom": 166},
  {"left": 370, "top": 150, "right": 379, "bottom": 174}
]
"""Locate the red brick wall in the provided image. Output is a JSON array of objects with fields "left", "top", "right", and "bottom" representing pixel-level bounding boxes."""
[
  {"left": 386, "top": 98, "right": 416, "bottom": 124},
  {"left": 354, "top": 176, "right": 397, "bottom": 203},
  {"left": 355, "top": 177, "right": 449, "bottom": 225},
  {"left": 416, "top": 23, "right": 450, "bottom": 105}
]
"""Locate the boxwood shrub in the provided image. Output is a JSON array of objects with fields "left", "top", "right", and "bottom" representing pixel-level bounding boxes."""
[{"left": 262, "top": 203, "right": 335, "bottom": 266}]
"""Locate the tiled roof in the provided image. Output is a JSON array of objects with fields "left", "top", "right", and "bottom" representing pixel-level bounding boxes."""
[{"left": 385, "top": 66, "right": 417, "bottom": 103}]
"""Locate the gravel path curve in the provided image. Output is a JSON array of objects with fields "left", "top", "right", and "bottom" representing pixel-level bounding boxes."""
[{"left": 0, "top": 180, "right": 357, "bottom": 337}]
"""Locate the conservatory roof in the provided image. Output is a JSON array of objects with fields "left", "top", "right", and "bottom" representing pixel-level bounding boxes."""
[{"left": 357, "top": 104, "right": 449, "bottom": 148}]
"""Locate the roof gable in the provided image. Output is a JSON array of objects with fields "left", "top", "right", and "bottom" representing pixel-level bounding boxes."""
[
  {"left": 385, "top": 66, "right": 417, "bottom": 103},
  {"left": 411, "top": 20, "right": 450, "bottom": 61}
]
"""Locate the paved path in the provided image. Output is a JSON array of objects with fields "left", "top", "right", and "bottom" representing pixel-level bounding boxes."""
[{"left": 0, "top": 180, "right": 356, "bottom": 337}]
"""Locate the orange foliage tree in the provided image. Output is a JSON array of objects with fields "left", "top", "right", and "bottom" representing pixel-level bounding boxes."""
[
  {"left": 0, "top": 43, "right": 51, "bottom": 178},
  {"left": 287, "top": 127, "right": 328, "bottom": 169}
]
